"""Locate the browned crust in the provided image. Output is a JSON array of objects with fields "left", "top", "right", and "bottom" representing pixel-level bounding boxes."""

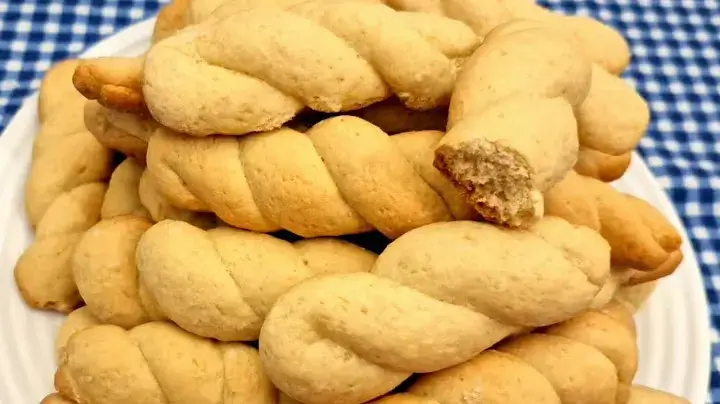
[
  {"left": 152, "top": 0, "right": 192, "bottom": 43},
  {"left": 574, "top": 148, "right": 631, "bottom": 182},
  {"left": 72, "top": 59, "right": 147, "bottom": 114},
  {"left": 625, "top": 249, "right": 684, "bottom": 286}
]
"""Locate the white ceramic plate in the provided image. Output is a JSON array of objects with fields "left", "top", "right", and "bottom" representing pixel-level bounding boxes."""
[{"left": 0, "top": 17, "right": 711, "bottom": 404}]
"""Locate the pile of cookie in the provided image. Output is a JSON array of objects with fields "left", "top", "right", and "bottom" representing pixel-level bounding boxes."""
[{"left": 16, "top": 1, "right": 690, "bottom": 403}]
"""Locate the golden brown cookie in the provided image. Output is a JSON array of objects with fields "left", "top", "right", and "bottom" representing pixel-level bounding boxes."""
[
  {"left": 575, "top": 147, "right": 632, "bottom": 182},
  {"left": 408, "top": 302, "right": 637, "bottom": 404},
  {"left": 83, "top": 101, "right": 156, "bottom": 163},
  {"left": 544, "top": 171, "right": 683, "bottom": 284},
  {"left": 72, "top": 57, "right": 145, "bottom": 114},
  {"left": 383, "top": 0, "right": 630, "bottom": 74},
  {"left": 436, "top": 20, "right": 590, "bottom": 227},
  {"left": 46, "top": 321, "right": 277, "bottom": 404},
  {"left": 260, "top": 217, "right": 612, "bottom": 403},
  {"left": 146, "top": 119, "right": 478, "bottom": 239},
  {"left": 72, "top": 219, "right": 377, "bottom": 340}
]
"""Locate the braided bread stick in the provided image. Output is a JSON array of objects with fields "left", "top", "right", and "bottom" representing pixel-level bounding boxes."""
[
  {"left": 575, "top": 148, "right": 632, "bottom": 183},
  {"left": 260, "top": 217, "right": 611, "bottom": 403},
  {"left": 544, "top": 171, "right": 683, "bottom": 285},
  {"left": 435, "top": 20, "right": 590, "bottom": 227},
  {"left": 385, "top": 1, "right": 648, "bottom": 181},
  {"left": 77, "top": 0, "right": 479, "bottom": 136},
  {"left": 403, "top": 301, "right": 636, "bottom": 404},
  {"left": 84, "top": 100, "right": 157, "bottom": 163},
  {"left": 147, "top": 117, "right": 478, "bottom": 238},
  {"left": 16, "top": 60, "right": 114, "bottom": 312},
  {"left": 73, "top": 218, "right": 376, "bottom": 339},
  {"left": 152, "top": 0, "right": 192, "bottom": 43},
  {"left": 45, "top": 318, "right": 277, "bottom": 404},
  {"left": 27, "top": 60, "right": 113, "bottom": 227},
  {"left": 15, "top": 156, "right": 164, "bottom": 312},
  {"left": 138, "top": 169, "right": 217, "bottom": 228},
  {"left": 382, "top": 0, "right": 629, "bottom": 74}
]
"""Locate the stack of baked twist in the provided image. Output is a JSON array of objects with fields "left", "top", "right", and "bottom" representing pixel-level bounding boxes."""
[{"left": 13, "top": 1, "right": 690, "bottom": 403}]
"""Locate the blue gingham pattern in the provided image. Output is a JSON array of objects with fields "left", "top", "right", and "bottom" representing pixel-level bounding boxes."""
[{"left": 0, "top": 0, "right": 718, "bottom": 400}]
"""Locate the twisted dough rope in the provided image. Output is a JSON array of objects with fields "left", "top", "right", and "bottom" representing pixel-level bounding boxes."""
[
  {"left": 84, "top": 100, "right": 157, "bottom": 164},
  {"left": 43, "top": 310, "right": 277, "bottom": 404},
  {"left": 575, "top": 148, "right": 632, "bottom": 183},
  {"left": 434, "top": 20, "right": 590, "bottom": 227},
  {"left": 404, "top": 301, "right": 637, "bottom": 404},
  {"left": 15, "top": 60, "right": 114, "bottom": 312},
  {"left": 138, "top": 169, "right": 217, "bottom": 228},
  {"left": 383, "top": 0, "right": 629, "bottom": 74},
  {"left": 77, "top": 0, "right": 479, "bottom": 136},
  {"left": 386, "top": 0, "right": 650, "bottom": 171},
  {"left": 147, "top": 117, "right": 477, "bottom": 238},
  {"left": 16, "top": 157, "right": 158, "bottom": 312},
  {"left": 26, "top": 60, "right": 113, "bottom": 227},
  {"left": 544, "top": 171, "right": 683, "bottom": 285},
  {"left": 396, "top": 302, "right": 688, "bottom": 404},
  {"left": 73, "top": 218, "right": 377, "bottom": 340},
  {"left": 260, "top": 217, "right": 612, "bottom": 403},
  {"left": 373, "top": 386, "right": 690, "bottom": 404}
]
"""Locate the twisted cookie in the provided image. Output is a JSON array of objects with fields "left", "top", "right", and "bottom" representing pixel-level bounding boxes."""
[
  {"left": 44, "top": 318, "right": 276, "bottom": 404},
  {"left": 385, "top": 0, "right": 648, "bottom": 181},
  {"left": 74, "top": 218, "right": 376, "bottom": 339},
  {"left": 575, "top": 148, "right": 632, "bottom": 183},
  {"left": 405, "top": 302, "right": 639, "bottom": 404},
  {"left": 100, "top": 158, "right": 151, "bottom": 219},
  {"left": 84, "top": 100, "right": 157, "bottom": 163},
  {"left": 148, "top": 117, "right": 477, "bottom": 238},
  {"left": 544, "top": 171, "right": 683, "bottom": 285},
  {"left": 260, "top": 217, "right": 611, "bottom": 403},
  {"left": 382, "top": 0, "right": 629, "bottom": 74},
  {"left": 27, "top": 60, "right": 113, "bottom": 227},
  {"left": 435, "top": 20, "right": 590, "bottom": 227},
  {"left": 138, "top": 169, "right": 217, "bottom": 228},
  {"left": 16, "top": 157, "right": 158, "bottom": 312},
  {"left": 15, "top": 183, "right": 107, "bottom": 312},
  {"left": 82, "top": 1, "right": 479, "bottom": 136}
]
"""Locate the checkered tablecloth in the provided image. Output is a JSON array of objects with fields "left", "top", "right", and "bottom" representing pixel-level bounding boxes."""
[{"left": 0, "top": 0, "right": 718, "bottom": 401}]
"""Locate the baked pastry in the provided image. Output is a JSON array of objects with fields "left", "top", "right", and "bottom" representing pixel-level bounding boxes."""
[
  {"left": 100, "top": 158, "right": 151, "bottom": 219},
  {"left": 147, "top": 119, "right": 477, "bottom": 238},
  {"left": 575, "top": 147, "right": 632, "bottom": 182},
  {"left": 44, "top": 314, "right": 276, "bottom": 404},
  {"left": 544, "top": 171, "right": 683, "bottom": 284},
  {"left": 382, "top": 0, "right": 629, "bottom": 74},
  {"left": 406, "top": 301, "right": 637, "bottom": 403},
  {"left": 75, "top": 0, "right": 480, "bottom": 136},
  {"left": 137, "top": 169, "right": 217, "bottom": 228},
  {"left": 260, "top": 217, "right": 611, "bottom": 403},
  {"left": 26, "top": 60, "right": 112, "bottom": 227},
  {"left": 385, "top": 0, "right": 648, "bottom": 182},
  {"left": 84, "top": 101, "right": 157, "bottom": 163},
  {"left": 73, "top": 218, "right": 376, "bottom": 339},
  {"left": 151, "top": 0, "right": 192, "bottom": 43},
  {"left": 15, "top": 182, "right": 107, "bottom": 312},
  {"left": 73, "top": 57, "right": 145, "bottom": 114},
  {"left": 16, "top": 59, "right": 115, "bottom": 312},
  {"left": 435, "top": 20, "right": 590, "bottom": 227}
]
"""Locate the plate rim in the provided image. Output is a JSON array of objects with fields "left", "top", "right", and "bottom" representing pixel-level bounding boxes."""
[{"left": 0, "top": 14, "right": 711, "bottom": 404}]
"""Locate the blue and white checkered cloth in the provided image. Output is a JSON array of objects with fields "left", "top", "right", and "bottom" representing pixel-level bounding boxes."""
[{"left": 1, "top": 0, "right": 718, "bottom": 401}]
